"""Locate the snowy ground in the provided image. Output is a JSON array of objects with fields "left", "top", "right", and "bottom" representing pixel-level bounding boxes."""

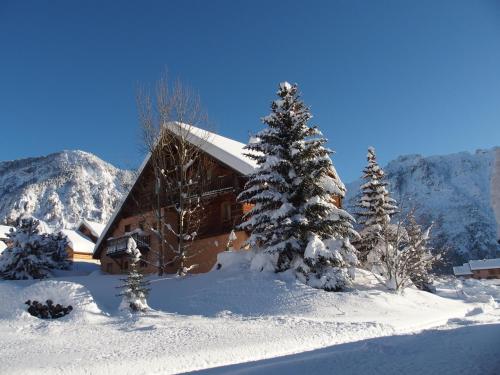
[{"left": 1, "top": 256, "right": 499, "bottom": 375}]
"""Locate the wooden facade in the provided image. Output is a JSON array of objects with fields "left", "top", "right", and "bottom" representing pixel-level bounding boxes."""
[
  {"left": 66, "top": 247, "right": 94, "bottom": 261},
  {"left": 94, "top": 126, "right": 344, "bottom": 275},
  {"left": 94, "top": 144, "right": 253, "bottom": 274}
]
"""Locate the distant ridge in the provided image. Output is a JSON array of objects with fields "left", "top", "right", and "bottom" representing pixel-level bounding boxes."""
[
  {"left": 345, "top": 147, "right": 500, "bottom": 268},
  {"left": 0, "top": 150, "right": 134, "bottom": 229}
]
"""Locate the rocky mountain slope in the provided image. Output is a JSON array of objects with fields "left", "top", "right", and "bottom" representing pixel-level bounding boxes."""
[
  {"left": 346, "top": 147, "right": 500, "bottom": 267},
  {"left": 0, "top": 150, "right": 134, "bottom": 229}
]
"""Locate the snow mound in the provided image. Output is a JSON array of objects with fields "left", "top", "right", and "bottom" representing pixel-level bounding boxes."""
[
  {"left": 0, "top": 280, "right": 102, "bottom": 323},
  {"left": 214, "top": 249, "right": 277, "bottom": 273},
  {"left": 214, "top": 250, "right": 254, "bottom": 271}
]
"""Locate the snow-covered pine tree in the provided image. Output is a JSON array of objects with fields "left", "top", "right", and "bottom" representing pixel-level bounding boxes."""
[
  {"left": 45, "top": 231, "right": 71, "bottom": 270},
  {"left": 0, "top": 217, "right": 69, "bottom": 280},
  {"left": 238, "top": 82, "right": 358, "bottom": 290},
  {"left": 355, "top": 147, "right": 398, "bottom": 264},
  {"left": 117, "top": 237, "right": 150, "bottom": 312}
]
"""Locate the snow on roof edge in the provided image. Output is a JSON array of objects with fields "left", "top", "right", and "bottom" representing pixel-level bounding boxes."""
[
  {"left": 469, "top": 258, "right": 500, "bottom": 270},
  {"left": 78, "top": 218, "right": 106, "bottom": 238},
  {"left": 0, "top": 224, "right": 13, "bottom": 239},
  {"left": 62, "top": 229, "right": 95, "bottom": 254},
  {"left": 93, "top": 152, "right": 149, "bottom": 257},
  {"left": 453, "top": 263, "right": 472, "bottom": 276},
  {"left": 165, "top": 122, "right": 257, "bottom": 175}
]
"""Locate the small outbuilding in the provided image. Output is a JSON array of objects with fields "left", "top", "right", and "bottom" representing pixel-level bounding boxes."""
[{"left": 453, "top": 258, "right": 500, "bottom": 279}]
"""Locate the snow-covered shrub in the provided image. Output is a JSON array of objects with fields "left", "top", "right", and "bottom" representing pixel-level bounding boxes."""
[
  {"left": 214, "top": 249, "right": 254, "bottom": 271},
  {"left": 295, "top": 235, "right": 357, "bottom": 291},
  {"left": 117, "top": 238, "right": 150, "bottom": 312},
  {"left": 369, "top": 213, "right": 439, "bottom": 293},
  {"left": 25, "top": 299, "right": 73, "bottom": 319},
  {"left": 0, "top": 217, "right": 71, "bottom": 280},
  {"left": 238, "top": 82, "right": 358, "bottom": 290},
  {"left": 250, "top": 249, "right": 278, "bottom": 273}
]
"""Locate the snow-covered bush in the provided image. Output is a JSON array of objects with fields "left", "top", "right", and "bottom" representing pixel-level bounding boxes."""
[
  {"left": 25, "top": 299, "right": 73, "bottom": 319},
  {"left": 369, "top": 213, "right": 439, "bottom": 293},
  {"left": 117, "top": 238, "right": 150, "bottom": 312},
  {"left": 295, "top": 235, "right": 358, "bottom": 291},
  {"left": 0, "top": 217, "right": 70, "bottom": 280},
  {"left": 238, "top": 82, "right": 358, "bottom": 290}
]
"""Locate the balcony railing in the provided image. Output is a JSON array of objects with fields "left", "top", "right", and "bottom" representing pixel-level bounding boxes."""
[
  {"left": 201, "top": 175, "right": 235, "bottom": 196},
  {"left": 106, "top": 233, "right": 150, "bottom": 257}
]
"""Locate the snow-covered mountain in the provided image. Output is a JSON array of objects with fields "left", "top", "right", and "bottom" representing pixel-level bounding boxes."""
[
  {"left": 346, "top": 147, "right": 500, "bottom": 267},
  {"left": 0, "top": 150, "right": 134, "bottom": 230}
]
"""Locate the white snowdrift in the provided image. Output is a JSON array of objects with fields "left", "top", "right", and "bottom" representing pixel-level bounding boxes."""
[{"left": 0, "top": 253, "right": 499, "bottom": 375}]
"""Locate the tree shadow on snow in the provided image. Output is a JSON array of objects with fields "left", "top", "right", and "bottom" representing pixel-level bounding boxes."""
[{"left": 185, "top": 324, "right": 500, "bottom": 375}]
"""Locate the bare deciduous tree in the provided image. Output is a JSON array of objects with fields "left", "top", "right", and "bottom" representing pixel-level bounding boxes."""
[
  {"left": 368, "top": 209, "right": 439, "bottom": 293},
  {"left": 136, "top": 74, "right": 211, "bottom": 276}
]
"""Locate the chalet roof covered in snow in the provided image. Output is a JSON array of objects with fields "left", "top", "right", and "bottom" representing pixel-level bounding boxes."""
[
  {"left": 469, "top": 258, "right": 500, "bottom": 271},
  {"left": 453, "top": 263, "right": 472, "bottom": 276},
  {"left": 62, "top": 229, "right": 95, "bottom": 254},
  {"left": 0, "top": 225, "right": 13, "bottom": 239},
  {"left": 78, "top": 219, "right": 106, "bottom": 238},
  {"left": 165, "top": 122, "right": 258, "bottom": 175}
]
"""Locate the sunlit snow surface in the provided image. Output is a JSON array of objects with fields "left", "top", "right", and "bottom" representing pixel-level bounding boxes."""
[{"left": 0, "top": 253, "right": 499, "bottom": 374}]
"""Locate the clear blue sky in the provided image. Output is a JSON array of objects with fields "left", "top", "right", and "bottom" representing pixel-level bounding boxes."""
[{"left": 1, "top": 0, "right": 499, "bottom": 182}]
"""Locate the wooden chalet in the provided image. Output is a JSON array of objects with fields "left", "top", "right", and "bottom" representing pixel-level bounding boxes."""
[
  {"left": 453, "top": 258, "right": 500, "bottom": 279},
  {"left": 93, "top": 123, "right": 345, "bottom": 275}
]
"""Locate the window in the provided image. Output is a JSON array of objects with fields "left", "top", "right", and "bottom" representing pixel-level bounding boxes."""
[
  {"left": 124, "top": 224, "right": 131, "bottom": 233},
  {"left": 221, "top": 201, "right": 231, "bottom": 223},
  {"left": 206, "top": 168, "right": 213, "bottom": 181}
]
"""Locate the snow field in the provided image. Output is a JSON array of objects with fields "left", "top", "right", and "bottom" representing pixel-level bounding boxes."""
[{"left": 1, "top": 252, "right": 499, "bottom": 374}]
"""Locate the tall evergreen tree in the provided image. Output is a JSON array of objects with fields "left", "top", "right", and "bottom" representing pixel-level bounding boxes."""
[
  {"left": 355, "top": 147, "right": 398, "bottom": 263},
  {"left": 239, "top": 82, "right": 358, "bottom": 290}
]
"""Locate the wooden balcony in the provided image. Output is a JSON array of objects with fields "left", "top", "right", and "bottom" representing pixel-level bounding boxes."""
[
  {"left": 201, "top": 175, "right": 236, "bottom": 197},
  {"left": 106, "top": 233, "right": 151, "bottom": 257}
]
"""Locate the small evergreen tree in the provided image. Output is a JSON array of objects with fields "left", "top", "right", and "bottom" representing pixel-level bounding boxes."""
[
  {"left": 406, "top": 211, "right": 437, "bottom": 292},
  {"left": 117, "top": 237, "right": 150, "bottom": 312},
  {"left": 0, "top": 217, "right": 70, "bottom": 280},
  {"left": 355, "top": 147, "right": 398, "bottom": 264},
  {"left": 45, "top": 231, "right": 72, "bottom": 270},
  {"left": 238, "top": 82, "right": 358, "bottom": 290}
]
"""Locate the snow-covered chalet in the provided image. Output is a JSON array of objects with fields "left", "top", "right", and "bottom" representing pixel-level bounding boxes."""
[{"left": 93, "top": 123, "right": 344, "bottom": 274}]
